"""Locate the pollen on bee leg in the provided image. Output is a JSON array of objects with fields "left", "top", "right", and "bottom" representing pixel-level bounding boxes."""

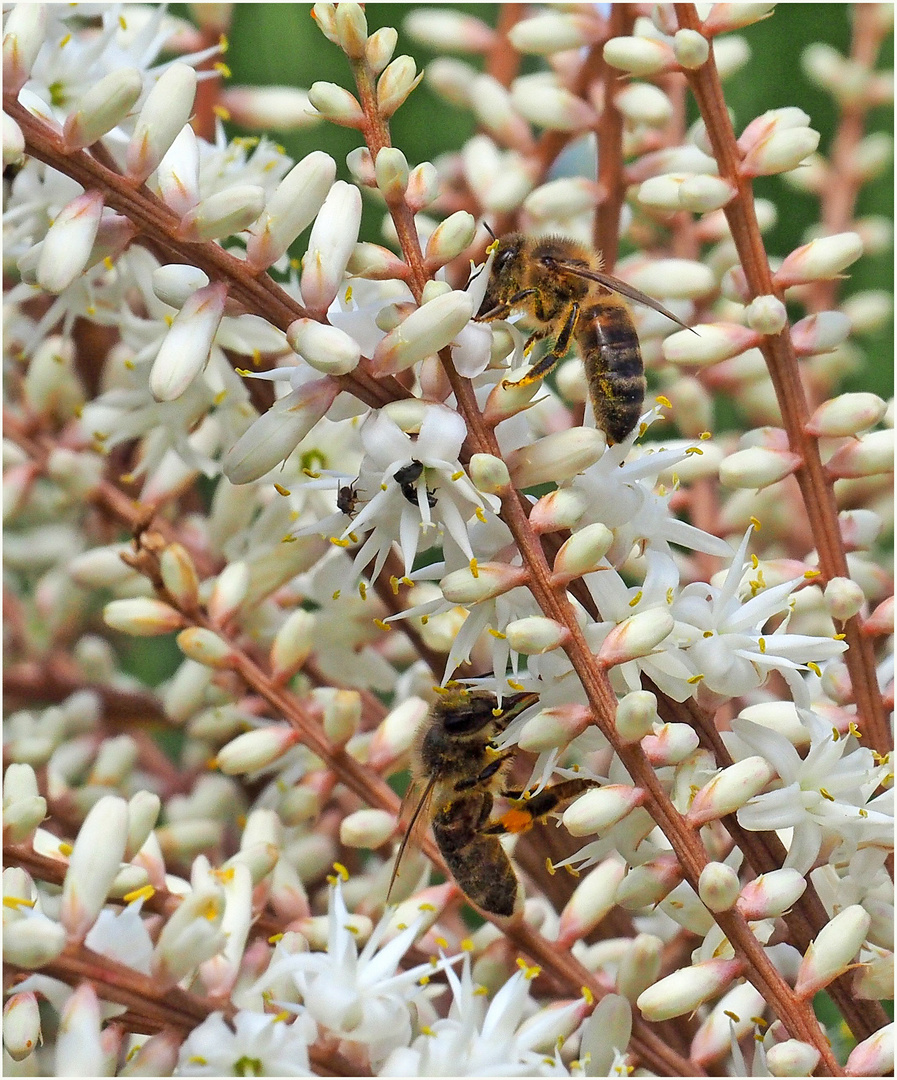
[{"left": 499, "top": 807, "right": 535, "bottom": 834}]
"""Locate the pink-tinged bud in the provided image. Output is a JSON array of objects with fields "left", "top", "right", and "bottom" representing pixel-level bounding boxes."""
[
  {"left": 739, "top": 114, "right": 820, "bottom": 176},
  {"left": 440, "top": 562, "right": 528, "bottom": 605},
  {"left": 518, "top": 703, "right": 592, "bottom": 753},
  {"left": 246, "top": 151, "right": 336, "bottom": 270},
  {"left": 270, "top": 608, "right": 316, "bottom": 682},
  {"left": 691, "top": 981, "right": 767, "bottom": 1066},
  {"left": 366, "top": 26, "right": 398, "bottom": 73},
  {"left": 807, "top": 392, "right": 888, "bottom": 437},
  {"left": 616, "top": 933, "right": 664, "bottom": 1003},
  {"left": 641, "top": 723, "right": 699, "bottom": 765},
  {"left": 63, "top": 68, "right": 143, "bottom": 151},
  {"left": 103, "top": 598, "right": 185, "bottom": 636},
  {"left": 775, "top": 232, "right": 864, "bottom": 287},
  {"left": 745, "top": 294, "right": 788, "bottom": 335},
  {"left": 159, "top": 543, "right": 200, "bottom": 609},
  {"left": 176, "top": 627, "right": 235, "bottom": 669},
  {"left": 368, "top": 696, "right": 428, "bottom": 772},
  {"left": 719, "top": 446, "right": 803, "bottom": 489},
  {"left": 334, "top": 2, "right": 367, "bottom": 58},
  {"left": 791, "top": 310, "right": 851, "bottom": 356},
  {"left": 347, "top": 242, "right": 409, "bottom": 280},
  {"left": 118, "top": 1029, "right": 181, "bottom": 1077},
  {"left": 845, "top": 1023, "right": 894, "bottom": 1077},
  {"left": 314, "top": 687, "right": 361, "bottom": 745},
  {"left": 3, "top": 992, "right": 40, "bottom": 1061},
  {"left": 2, "top": 4, "right": 47, "bottom": 95},
  {"left": 125, "top": 790, "right": 161, "bottom": 860},
  {"left": 179, "top": 185, "right": 265, "bottom": 242},
  {"left": 155, "top": 124, "right": 200, "bottom": 217},
  {"left": 425, "top": 211, "right": 477, "bottom": 268},
  {"left": 766, "top": 1040, "right": 821, "bottom": 1077},
  {"left": 511, "top": 76, "right": 596, "bottom": 132},
  {"left": 307, "top": 81, "right": 364, "bottom": 127},
  {"left": 374, "top": 146, "right": 409, "bottom": 203},
  {"left": 637, "top": 958, "right": 744, "bottom": 1021},
  {"left": 505, "top": 616, "right": 570, "bottom": 655},
  {"left": 152, "top": 885, "right": 226, "bottom": 985},
  {"left": 510, "top": 12, "right": 600, "bottom": 54},
  {"left": 863, "top": 596, "right": 894, "bottom": 637},
  {"left": 482, "top": 368, "right": 544, "bottom": 423},
  {"left": 223, "top": 377, "right": 339, "bottom": 484},
  {"left": 639, "top": 172, "right": 735, "bottom": 214},
  {"left": 469, "top": 74, "right": 532, "bottom": 151},
  {"left": 286, "top": 318, "right": 360, "bottom": 377},
  {"left": 3, "top": 109, "right": 25, "bottom": 166},
  {"left": 221, "top": 86, "right": 318, "bottom": 131},
  {"left": 664, "top": 322, "right": 757, "bottom": 368},
  {"left": 150, "top": 282, "right": 227, "bottom": 401},
  {"left": 126, "top": 64, "right": 197, "bottom": 182},
  {"left": 823, "top": 576, "right": 865, "bottom": 622},
  {"left": 697, "top": 862, "right": 740, "bottom": 913},
  {"left": 843, "top": 289, "right": 893, "bottom": 333},
  {"left": 507, "top": 427, "right": 605, "bottom": 488},
  {"left": 558, "top": 856, "right": 626, "bottom": 943},
  {"left": 702, "top": 4, "right": 776, "bottom": 34},
  {"left": 825, "top": 429, "right": 893, "bottom": 479},
  {"left": 340, "top": 808, "right": 396, "bottom": 849},
  {"left": 615, "top": 690, "right": 659, "bottom": 743},
  {"left": 371, "top": 290, "right": 474, "bottom": 375},
  {"left": 61, "top": 795, "right": 128, "bottom": 941},
  {"left": 552, "top": 523, "right": 613, "bottom": 584},
  {"left": 737, "top": 868, "right": 807, "bottom": 920},
  {"left": 672, "top": 27, "right": 710, "bottom": 68},
  {"left": 406, "top": 160, "right": 440, "bottom": 211},
  {"left": 217, "top": 725, "right": 301, "bottom": 775},
  {"left": 300, "top": 180, "right": 362, "bottom": 312},
  {"left": 36, "top": 190, "right": 104, "bottom": 294},
  {"left": 563, "top": 785, "right": 647, "bottom": 836},
  {"left": 528, "top": 489, "right": 587, "bottom": 535},
  {"left": 404, "top": 9, "right": 496, "bottom": 52},
  {"left": 794, "top": 904, "right": 871, "bottom": 999},
  {"left": 603, "top": 35, "right": 676, "bottom": 76},
  {"left": 687, "top": 756, "right": 775, "bottom": 826},
  {"left": 469, "top": 453, "right": 511, "bottom": 496},
  {"left": 598, "top": 609, "right": 675, "bottom": 667},
  {"left": 3, "top": 912, "right": 67, "bottom": 967},
  {"left": 377, "top": 55, "right": 423, "bottom": 119},
  {"left": 524, "top": 177, "right": 601, "bottom": 220}
]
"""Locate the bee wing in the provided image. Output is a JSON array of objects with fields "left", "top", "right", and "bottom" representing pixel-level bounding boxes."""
[
  {"left": 555, "top": 262, "right": 696, "bottom": 332},
  {"left": 386, "top": 774, "right": 438, "bottom": 904}
]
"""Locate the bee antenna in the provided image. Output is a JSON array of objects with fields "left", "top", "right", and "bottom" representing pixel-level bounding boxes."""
[{"left": 483, "top": 222, "right": 496, "bottom": 241}]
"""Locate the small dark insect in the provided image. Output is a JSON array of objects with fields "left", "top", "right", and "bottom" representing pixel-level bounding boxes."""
[
  {"left": 475, "top": 232, "right": 693, "bottom": 445},
  {"left": 336, "top": 482, "right": 358, "bottom": 516},
  {"left": 394, "top": 459, "right": 437, "bottom": 508},
  {"left": 388, "top": 687, "right": 598, "bottom": 918}
]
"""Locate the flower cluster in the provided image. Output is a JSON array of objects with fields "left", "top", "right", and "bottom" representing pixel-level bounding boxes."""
[{"left": 3, "top": 3, "right": 893, "bottom": 1077}]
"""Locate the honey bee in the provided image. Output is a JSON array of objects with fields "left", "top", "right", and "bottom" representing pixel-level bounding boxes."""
[
  {"left": 394, "top": 459, "right": 437, "bottom": 509},
  {"left": 475, "top": 233, "right": 691, "bottom": 445},
  {"left": 388, "top": 687, "right": 597, "bottom": 917}
]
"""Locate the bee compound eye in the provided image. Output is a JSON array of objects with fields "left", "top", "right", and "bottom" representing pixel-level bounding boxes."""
[{"left": 441, "top": 697, "right": 496, "bottom": 735}]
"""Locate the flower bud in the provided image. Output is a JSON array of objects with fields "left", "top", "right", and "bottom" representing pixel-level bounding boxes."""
[
  {"left": 506, "top": 427, "right": 605, "bottom": 488},
  {"left": 468, "top": 74, "right": 532, "bottom": 151},
  {"left": 314, "top": 687, "right": 362, "bottom": 745},
  {"left": 3, "top": 913, "right": 67, "bottom": 967},
  {"left": 617, "top": 82, "right": 673, "bottom": 127},
  {"left": 152, "top": 884, "right": 226, "bottom": 985},
  {"left": 3, "top": 763, "right": 46, "bottom": 844},
  {"left": 603, "top": 35, "right": 675, "bottom": 76},
  {"left": 425, "top": 211, "right": 477, "bottom": 268},
  {"left": 845, "top": 1024, "right": 894, "bottom": 1077},
  {"left": 719, "top": 446, "right": 803, "bottom": 489},
  {"left": 691, "top": 981, "right": 767, "bottom": 1065},
  {"left": 702, "top": 4, "right": 776, "bottom": 33},
  {"left": 3, "top": 110, "right": 25, "bottom": 166},
  {"left": 179, "top": 185, "right": 265, "bottom": 242},
  {"left": 863, "top": 596, "right": 894, "bottom": 637},
  {"left": 745, "top": 294, "right": 788, "bottom": 335},
  {"left": 307, "top": 81, "right": 364, "bottom": 126},
  {"left": 152, "top": 264, "right": 210, "bottom": 309},
  {"left": 287, "top": 318, "right": 361, "bottom": 377},
  {"left": 340, "top": 808, "right": 396, "bottom": 849},
  {"left": 558, "top": 856, "right": 626, "bottom": 943},
  {"left": 347, "top": 242, "right": 409, "bottom": 280},
  {"left": 63, "top": 67, "right": 143, "bottom": 151},
  {"left": 374, "top": 146, "right": 409, "bottom": 203},
  {"left": 511, "top": 77, "right": 596, "bottom": 132},
  {"left": 740, "top": 120, "right": 820, "bottom": 177},
  {"left": 505, "top": 616, "right": 570, "bottom": 655},
  {"left": 524, "top": 177, "right": 601, "bottom": 221},
  {"left": 736, "top": 867, "right": 807, "bottom": 920},
  {"left": 377, "top": 55, "right": 422, "bottom": 118},
  {"left": 791, "top": 310, "right": 851, "bottom": 356},
  {"left": 614, "top": 690, "right": 659, "bottom": 743},
  {"left": 88, "top": 734, "right": 138, "bottom": 787},
  {"left": 766, "top": 1040, "right": 821, "bottom": 1077},
  {"left": 563, "top": 785, "right": 647, "bottom": 836},
  {"left": 176, "top": 627, "right": 235, "bottom": 669},
  {"left": 22, "top": 334, "right": 84, "bottom": 420},
  {"left": 246, "top": 152, "right": 337, "bottom": 270},
  {"left": 528, "top": 488, "right": 587, "bottom": 534},
  {"left": 223, "top": 377, "right": 339, "bottom": 484},
  {"left": 150, "top": 282, "right": 227, "bottom": 401},
  {"left": 270, "top": 608, "right": 316, "bottom": 681},
  {"left": 774, "top": 232, "right": 863, "bottom": 287},
  {"left": 639, "top": 172, "right": 736, "bottom": 214},
  {"left": 61, "top": 795, "right": 128, "bottom": 941},
  {"left": 404, "top": 9, "right": 496, "bottom": 52},
  {"left": 220, "top": 86, "right": 318, "bottom": 131},
  {"left": 406, "top": 161, "right": 440, "bottom": 211},
  {"left": 616, "top": 933, "right": 664, "bottom": 1002},
  {"left": 371, "top": 290, "right": 474, "bottom": 375},
  {"left": 125, "top": 790, "right": 161, "bottom": 860},
  {"left": 3, "top": 992, "right": 41, "bottom": 1061},
  {"left": 794, "top": 904, "right": 871, "bottom": 999},
  {"left": 673, "top": 27, "right": 710, "bottom": 69},
  {"left": 825, "top": 429, "right": 893, "bottom": 479},
  {"left": 127, "top": 64, "right": 197, "bottom": 182},
  {"left": 823, "top": 576, "right": 865, "bottom": 622},
  {"left": 37, "top": 190, "right": 104, "bottom": 294},
  {"left": 843, "top": 289, "right": 893, "bottom": 333},
  {"left": 335, "top": 2, "right": 367, "bottom": 58},
  {"left": 641, "top": 723, "right": 700, "bottom": 765},
  {"left": 482, "top": 366, "right": 544, "bottom": 423},
  {"left": 637, "top": 958, "right": 743, "bottom": 1021},
  {"left": 687, "top": 756, "right": 776, "bottom": 826},
  {"left": 806, "top": 392, "right": 887, "bottom": 437},
  {"left": 366, "top": 26, "right": 398, "bottom": 73},
  {"left": 301, "top": 180, "right": 362, "bottom": 312},
  {"left": 440, "top": 563, "right": 528, "bottom": 605},
  {"left": 598, "top": 609, "right": 675, "bottom": 667},
  {"left": 3, "top": 4, "right": 48, "bottom": 94},
  {"left": 663, "top": 322, "right": 758, "bottom": 368},
  {"left": 468, "top": 453, "right": 511, "bottom": 495},
  {"left": 509, "top": 12, "right": 599, "bottom": 54},
  {"left": 625, "top": 258, "right": 713, "bottom": 299},
  {"left": 552, "top": 523, "right": 613, "bottom": 583},
  {"left": 154, "top": 124, "right": 200, "bottom": 216},
  {"left": 217, "top": 725, "right": 300, "bottom": 775},
  {"left": 159, "top": 543, "right": 200, "bottom": 610},
  {"left": 368, "top": 696, "right": 429, "bottom": 772},
  {"left": 103, "top": 598, "right": 185, "bottom": 636},
  {"left": 697, "top": 862, "right": 740, "bottom": 912},
  {"left": 517, "top": 703, "right": 592, "bottom": 753}
]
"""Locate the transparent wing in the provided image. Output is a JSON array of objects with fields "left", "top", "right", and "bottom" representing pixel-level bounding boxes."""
[
  {"left": 555, "top": 262, "right": 695, "bottom": 331},
  {"left": 386, "top": 775, "right": 438, "bottom": 905}
]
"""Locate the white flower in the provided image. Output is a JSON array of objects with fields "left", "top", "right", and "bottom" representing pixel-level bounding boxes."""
[{"left": 176, "top": 1009, "right": 316, "bottom": 1076}]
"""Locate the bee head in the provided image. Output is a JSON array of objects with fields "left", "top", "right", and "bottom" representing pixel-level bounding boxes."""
[{"left": 476, "top": 233, "right": 526, "bottom": 319}]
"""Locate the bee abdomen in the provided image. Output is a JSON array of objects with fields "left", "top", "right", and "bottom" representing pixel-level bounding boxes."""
[
  {"left": 578, "top": 301, "right": 646, "bottom": 445},
  {"left": 432, "top": 797, "right": 519, "bottom": 916}
]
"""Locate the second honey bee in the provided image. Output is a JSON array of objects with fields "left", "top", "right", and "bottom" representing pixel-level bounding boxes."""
[
  {"left": 475, "top": 233, "right": 691, "bottom": 445},
  {"left": 389, "top": 687, "right": 596, "bottom": 918}
]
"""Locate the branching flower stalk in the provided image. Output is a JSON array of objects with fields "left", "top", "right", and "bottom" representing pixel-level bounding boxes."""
[{"left": 3, "top": 3, "right": 893, "bottom": 1078}]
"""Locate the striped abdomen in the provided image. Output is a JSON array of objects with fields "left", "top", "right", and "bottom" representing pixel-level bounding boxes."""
[{"left": 578, "top": 299, "right": 646, "bottom": 445}]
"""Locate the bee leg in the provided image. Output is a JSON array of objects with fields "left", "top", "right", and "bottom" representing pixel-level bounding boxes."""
[
  {"left": 502, "top": 302, "right": 580, "bottom": 390},
  {"left": 454, "top": 752, "right": 511, "bottom": 792},
  {"left": 482, "top": 776, "right": 598, "bottom": 836}
]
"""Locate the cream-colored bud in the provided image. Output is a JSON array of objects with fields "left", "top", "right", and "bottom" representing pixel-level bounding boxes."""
[
  {"left": 517, "top": 703, "right": 592, "bottom": 753},
  {"left": 403, "top": 9, "right": 496, "bottom": 52},
  {"left": 159, "top": 544, "right": 200, "bottom": 609},
  {"left": 691, "top": 982, "right": 767, "bottom": 1066},
  {"left": 469, "top": 453, "right": 511, "bottom": 495},
  {"left": 368, "top": 696, "right": 429, "bottom": 772},
  {"left": 3, "top": 915, "right": 66, "bottom": 968},
  {"left": 775, "top": 232, "right": 864, "bottom": 287},
  {"left": 823, "top": 576, "right": 865, "bottom": 622},
  {"left": 824, "top": 429, "right": 893, "bottom": 479},
  {"left": 745, "top": 294, "right": 788, "bottom": 334},
  {"left": 552, "top": 522, "right": 613, "bottom": 582},
  {"left": 104, "top": 598, "right": 184, "bottom": 636},
  {"left": 366, "top": 26, "right": 398, "bottom": 73},
  {"left": 687, "top": 756, "right": 776, "bottom": 825},
  {"left": 806, "top": 392, "right": 887, "bottom": 437},
  {"left": 845, "top": 1025, "right": 894, "bottom": 1078},
  {"left": 736, "top": 868, "right": 807, "bottom": 920},
  {"left": 152, "top": 264, "right": 210, "bottom": 309},
  {"left": 505, "top": 616, "right": 570, "bottom": 655},
  {"left": 617, "top": 82, "right": 673, "bottom": 127},
  {"left": 374, "top": 146, "right": 409, "bottom": 203},
  {"left": 425, "top": 211, "right": 477, "bottom": 267},
  {"left": 673, "top": 28, "right": 710, "bottom": 69},
  {"left": 440, "top": 563, "right": 528, "bottom": 605},
  {"left": 217, "top": 726, "right": 300, "bottom": 775},
  {"left": 335, "top": 2, "right": 367, "bottom": 58},
  {"left": 246, "top": 151, "right": 336, "bottom": 270},
  {"left": 563, "top": 785, "right": 647, "bottom": 836},
  {"left": 506, "top": 427, "right": 605, "bottom": 488},
  {"left": 795, "top": 905, "right": 871, "bottom": 999},
  {"left": 287, "top": 318, "right": 360, "bottom": 376},
  {"left": 3, "top": 992, "right": 41, "bottom": 1061},
  {"left": 528, "top": 488, "right": 588, "bottom": 534},
  {"left": 176, "top": 627, "right": 235, "bottom": 669},
  {"left": 406, "top": 161, "right": 440, "bottom": 211},
  {"left": 615, "top": 690, "right": 658, "bottom": 742},
  {"left": 625, "top": 258, "right": 714, "bottom": 300},
  {"left": 61, "top": 795, "right": 128, "bottom": 940},
  {"left": 220, "top": 86, "right": 319, "bottom": 131},
  {"left": 697, "top": 862, "right": 740, "bottom": 912},
  {"left": 3, "top": 110, "right": 25, "bottom": 167},
  {"left": 377, "top": 55, "right": 422, "bottom": 118},
  {"left": 766, "top": 1040, "right": 821, "bottom": 1078},
  {"left": 637, "top": 959, "right": 743, "bottom": 1021},
  {"left": 307, "top": 81, "right": 364, "bottom": 127},
  {"left": 314, "top": 687, "right": 362, "bottom": 745},
  {"left": 598, "top": 609, "right": 675, "bottom": 666},
  {"left": 603, "top": 35, "right": 675, "bottom": 76},
  {"left": 37, "top": 190, "right": 104, "bottom": 294},
  {"left": 558, "top": 856, "right": 626, "bottom": 941},
  {"left": 3, "top": 4, "right": 48, "bottom": 94},
  {"left": 509, "top": 12, "right": 598, "bottom": 54},
  {"left": 150, "top": 282, "right": 227, "bottom": 401},
  {"left": 270, "top": 609, "right": 316, "bottom": 681},
  {"left": 179, "top": 185, "right": 265, "bottom": 242},
  {"left": 616, "top": 934, "right": 663, "bottom": 1002},
  {"left": 340, "top": 808, "right": 396, "bottom": 849},
  {"left": 63, "top": 67, "right": 143, "bottom": 150},
  {"left": 371, "top": 290, "right": 474, "bottom": 375},
  {"left": 127, "top": 64, "right": 197, "bottom": 182},
  {"left": 524, "top": 177, "right": 600, "bottom": 220},
  {"left": 641, "top": 723, "right": 699, "bottom": 765},
  {"left": 719, "top": 446, "right": 802, "bottom": 489}
]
